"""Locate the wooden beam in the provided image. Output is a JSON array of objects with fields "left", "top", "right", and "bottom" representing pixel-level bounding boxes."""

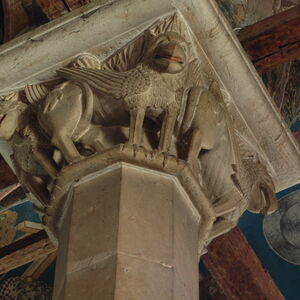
[
  {"left": 200, "top": 275, "right": 227, "bottom": 300},
  {"left": 22, "top": 251, "right": 57, "bottom": 279},
  {"left": 0, "top": 230, "right": 56, "bottom": 274},
  {"left": 65, "top": 0, "right": 91, "bottom": 10},
  {"left": 202, "top": 227, "right": 284, "bottom": 300},
  {"left": 0, "top": 163, "right": 18, "bottom": 189},
  {"left": 1, "top": 0, "right": 30, "bottom": 42},
  {"left": 238, "top": 6, "right": 300, "bottom": 73},
  {"left": 0, "top": 185, "right": 27, "bottom": 211},
  {"left": 16, "top": 221, "right": 43, "bottom": 234},
  {"left": 36, "top": 0, "right": 69, "bottom": 19}
]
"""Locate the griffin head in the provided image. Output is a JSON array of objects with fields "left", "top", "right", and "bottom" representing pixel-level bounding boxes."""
[{"left": 145, "top": 31, "right": 188, "bottom": 74}]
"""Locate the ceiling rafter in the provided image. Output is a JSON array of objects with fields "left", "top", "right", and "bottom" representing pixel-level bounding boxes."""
[
  {"left": 238, "top": 5, "right": 300, "bottom": 73},
  {"left": 0, "top": 230, "right": 56, "bottom": 275},
  {"left": 202, "top": 227, "right": 284, "bottom": 299}
]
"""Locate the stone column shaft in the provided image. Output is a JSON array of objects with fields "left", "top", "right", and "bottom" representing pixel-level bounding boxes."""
[{"left": 53, "top": 163, "right": 201, "bottom": 300}]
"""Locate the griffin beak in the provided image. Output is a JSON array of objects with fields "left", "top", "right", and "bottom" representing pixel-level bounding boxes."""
[{"left": 154, "top": 41, "right": 185, "bottom": 64}]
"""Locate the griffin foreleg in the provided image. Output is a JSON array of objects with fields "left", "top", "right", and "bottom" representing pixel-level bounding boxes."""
[
  {"left": 128, "top": 105, "right": 146, "bottom": 146},
  {"left": 158, "top": 102, "right": 178, "bottom": 153}
]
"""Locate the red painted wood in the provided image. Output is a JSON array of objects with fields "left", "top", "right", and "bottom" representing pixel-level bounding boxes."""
[
  {"left": 2, "top": 0, "right": 30, "bottom": 42},
  {"left": 36, "top": 0, "right": 68, "bottom": 19},
  {"left": 239, "top": 6, "right": 300, "bottom": 73},
  {"left": 202, "top": 227, "right": 284, "bottom": 300},
  {"left": 0, "top": 163, "right": 18, "bottom": 189},
  {"left": 66, "top": 0, "right": 91, "bottom": 10}
]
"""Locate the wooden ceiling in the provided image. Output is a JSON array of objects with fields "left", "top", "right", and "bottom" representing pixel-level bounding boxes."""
[
  {"left": 238, "top": 5, "right": 300, "bottom": 73},
  {"left": 0, "top": 0, "right": 92, "bottom": 42}
]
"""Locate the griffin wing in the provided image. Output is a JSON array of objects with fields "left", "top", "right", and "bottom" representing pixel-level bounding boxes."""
[
  {"left": 57, "top": 67, "right": 150, "bottom": 99},
  {"left": 200, "top": 135, "right": 236, "bottom": 201}
]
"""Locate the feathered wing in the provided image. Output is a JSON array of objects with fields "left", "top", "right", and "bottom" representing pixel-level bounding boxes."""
[
  {"left": 57, "top": 67, "right": 150, "bottom": 99},
  {"left": 197, "top": 86, "right": 239, "bottom": 201},
  {"left": 200, "top": 133, "right": 236, "bottom": 201},
  {"left": 25, "top": 84, "right": 49, "bottom": 105}
]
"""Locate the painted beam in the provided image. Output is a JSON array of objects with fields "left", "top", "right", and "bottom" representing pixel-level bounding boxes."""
[
  {"left": 199, "top": 275, "right": 227, "bottom": 300},
  {"left": 2, "top": 0, "right": 30, "bottom": 42},
  {"left": 36, "top": 0, "right": 69, "bottom": 19},
  {"left": 66, "top": 0, "right": 91, "bottom": 10},
  {"left": 238, "top": 6, "right": 300, "bottom": 73},
  {"left": 0, "top": 163, "right": 17, "bottom": 189},
  {"left": 202, "top": 227, "right": 284, "bottom": 300},
  {"left": 0, "top": 230, "right": 56, "bottom": 275},
  {"left": 22, "top": 251, "right": 57, "bottom": 279}
]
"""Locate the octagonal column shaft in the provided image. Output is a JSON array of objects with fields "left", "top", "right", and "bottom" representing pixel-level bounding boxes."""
[{"left": 53, "top": 163, "right": 201, "bottom": 300}]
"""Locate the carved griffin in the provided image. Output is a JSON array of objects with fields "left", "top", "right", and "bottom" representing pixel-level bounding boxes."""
[
  {"left": 35, "top": 30, "right": 277, "bottom": 221},
  {"left": 0, "top": 17, "right": 279, "bottom": 248},
  {"left": 38, "top": 32, "right": 188, "bottom": 163},
  {"left": 178, "top": 83, "right": 278, "bottom": 234}
]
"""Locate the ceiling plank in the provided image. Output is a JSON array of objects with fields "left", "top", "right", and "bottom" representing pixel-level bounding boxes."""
[
  {"left": 202, "top": 227, "right": 285, "bottom": 300},
  {"left": 65, "top": 0, "right": 91, "bottom": 10},
  {"left": 0, "top": 230, "right": 56, "bottom": 275},
  {"left": 0, "top": 163, "right": 18, "bottom": 189},
  {"left": 238, "top": 6, "right": 300, "bottom": 73},
  {"left": 36, "top": 0, "right": 69, "bottom": 19},
  {"left": 1, "top": 0, "right": 30, "bottom": 42}
]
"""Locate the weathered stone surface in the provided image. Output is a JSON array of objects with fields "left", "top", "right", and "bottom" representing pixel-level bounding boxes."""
[{"left": 53, "top": 163, "right": 201, "bottom": 299}]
